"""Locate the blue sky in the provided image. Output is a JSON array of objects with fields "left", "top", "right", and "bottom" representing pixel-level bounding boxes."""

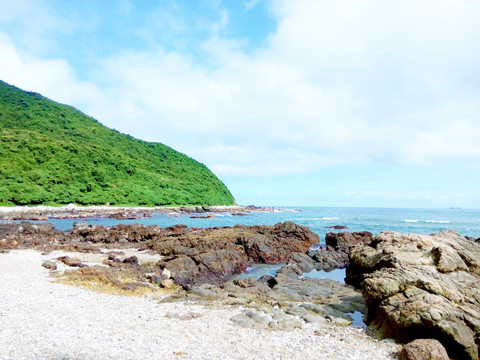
[{"left": 1, "top": 0, "right": 480, "bottom": 208}]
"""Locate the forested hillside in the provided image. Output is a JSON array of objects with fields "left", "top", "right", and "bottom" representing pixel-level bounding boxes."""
[{"left": 0, "top": 81, "right": 235, "bottom": 206}]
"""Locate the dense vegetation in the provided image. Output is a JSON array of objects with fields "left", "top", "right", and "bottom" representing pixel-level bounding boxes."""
[{"left": 0, "top": 80, "right": 235, "bottom": 206}]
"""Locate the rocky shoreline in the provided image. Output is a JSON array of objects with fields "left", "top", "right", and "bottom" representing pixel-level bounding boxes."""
[
  {"left": 1, "top": 219, "right": 479, "bottom": 359},
  {"left": 0, "top": 204, "right": 276, "bottom": 221}
]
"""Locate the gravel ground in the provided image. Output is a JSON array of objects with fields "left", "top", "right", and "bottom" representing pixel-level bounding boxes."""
[{"left": 0, "top": 250, "right": 400, "bottom": 360}]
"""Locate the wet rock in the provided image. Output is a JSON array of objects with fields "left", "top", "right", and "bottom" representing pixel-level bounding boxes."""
[
  {"left": 325, "top": 225, "right": 349, "bottom": 229},
  {"left": 399, "top": 339, "right": 450, "bottom": 360},
  {"left": 347, "top": 230, "right": 480, "bottom": 360}
]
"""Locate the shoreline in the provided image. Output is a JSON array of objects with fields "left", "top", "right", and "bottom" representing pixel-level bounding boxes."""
[
  {"left": 0, "top": 204, "right": 286, "bottom": 221},
  {"left": 1, "top": 218, "right": 479, "bottom": 358},
  {"left": 0, "top": 249, "right": 400, "bottom": 360}
]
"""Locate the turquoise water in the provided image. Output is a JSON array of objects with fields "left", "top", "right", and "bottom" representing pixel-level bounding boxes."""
[
  {"left": 301, "top": 268, "right": 346, "bottom": 282},
  {"left": 26, "top": 207, "right": 480, "bottom": 242}
]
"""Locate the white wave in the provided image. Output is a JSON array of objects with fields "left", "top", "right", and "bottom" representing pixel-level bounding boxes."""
[
  {"left": 403, "top": 219, "right": 419, "bottom": 223},
  {"left": 425, "top": 220, "right": 450, "bottom": 224},
  {"left": 296, "top": 217, "right": 341, "bottom": 221}
]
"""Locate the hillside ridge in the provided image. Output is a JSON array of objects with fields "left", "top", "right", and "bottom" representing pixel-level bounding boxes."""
[{"left": 0, "top": 80, "right": 235, "bottom": 206}]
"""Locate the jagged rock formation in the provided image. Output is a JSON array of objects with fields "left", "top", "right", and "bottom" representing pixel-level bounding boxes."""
[{"left": 347, "top": 230, "right": 480, "bottom": 360}]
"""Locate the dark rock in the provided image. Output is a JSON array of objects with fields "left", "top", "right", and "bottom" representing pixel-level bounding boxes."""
[
  {"left": 123, "top": 256, "right": 139, "bottom": 266},
  {"left": 325, "top": 231, "right": 373, "bottom": 252},
  {"left": 195, "top": 206, "right": 206, "bottom": 213},
  {"left": 194, "top": 249, "right": 249, "bottom": 279},
  {"left": 258, "top": 275, "right": 276, "bottom": 288},
  {"left": 158, "top": 255, "right": 200, "bottom": 285},
  {"left": 325, "top": 225, "right": 349, "bottom": 229},
  {"left": 154, "top": 222, "right": 318, "bottom": 285},
  {"left": 399, "top": 339, "right": 450, "bottom": 360},
  {"left": 69, "top": 223, "right": 163, "bottom": 243},
  {"left": 0, "top": 221, "right": 66, "bottom": 251}
]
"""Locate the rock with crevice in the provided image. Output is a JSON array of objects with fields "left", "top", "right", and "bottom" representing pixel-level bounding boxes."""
[
  {"left": 155, "top": 222, "right": 319, "bottom": 285},
  {"left": 347, "top": 230, "right": 480, "bottom": 360}
]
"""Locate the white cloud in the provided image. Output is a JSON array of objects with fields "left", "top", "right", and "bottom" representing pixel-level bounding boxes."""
[
  {"left": 0, "top": 34, "right": 104, "bottom": 112},
  {"left": 1, "top": 0, "right": 480, "bottom": 180}
]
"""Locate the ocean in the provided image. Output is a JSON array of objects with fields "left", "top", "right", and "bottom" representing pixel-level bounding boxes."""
[{"left": 41, "top": 206, "right": 480, "bottom": 243}]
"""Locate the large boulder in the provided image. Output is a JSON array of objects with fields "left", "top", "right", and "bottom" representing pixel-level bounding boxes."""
[
  {"left": 155, "top": 222, "right": 319, "bottom": 285},
  {"left": 347, "top": 230, "right": 480, "bottom": 360}
]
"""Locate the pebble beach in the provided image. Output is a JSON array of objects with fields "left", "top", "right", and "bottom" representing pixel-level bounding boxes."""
[{"left": 0, "top": 250, "right": 400, "bottom": 360}]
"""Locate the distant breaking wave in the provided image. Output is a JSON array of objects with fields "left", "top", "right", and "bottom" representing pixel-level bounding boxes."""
[
  {"left": 403, "top": 219, "right": 450, "bottom": 224},
  {"left": 296, "top": 217, "right": 341, "bottom": 221}
]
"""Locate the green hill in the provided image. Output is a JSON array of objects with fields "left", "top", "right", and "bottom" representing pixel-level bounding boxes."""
[{"left": 0, "top": 80, "right": 235, "bottom": 206}]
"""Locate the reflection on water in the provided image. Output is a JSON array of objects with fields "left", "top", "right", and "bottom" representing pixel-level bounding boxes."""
[
  {"left": 300, "top": 268, "right": 346, "bottom": 283},
  {"left": 350, "top": 310, "right": 366, "bottom": 328}
]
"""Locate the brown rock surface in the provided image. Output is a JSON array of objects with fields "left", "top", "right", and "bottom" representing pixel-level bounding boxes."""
[
  {"left": 155, "top": 221, "right": 319, "bottom": 285},
  {"left": 347, "top": 230, "right": 480, "bottom": 360},
  {"left": 399, "top": 339, "right": 450, "bottom": 360}
]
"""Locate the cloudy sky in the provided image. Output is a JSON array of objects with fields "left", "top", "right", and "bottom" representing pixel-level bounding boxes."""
[{"left": 1, "top": 0, "right": 480, "bottom": 208}]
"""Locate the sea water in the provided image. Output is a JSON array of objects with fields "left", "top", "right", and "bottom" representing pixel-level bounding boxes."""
[
  {"left": 30, "top": 206, "right": 480, "bottom": 240},
  {"left": 8, "top": 206, "right": 478, "bottom": 285}
]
